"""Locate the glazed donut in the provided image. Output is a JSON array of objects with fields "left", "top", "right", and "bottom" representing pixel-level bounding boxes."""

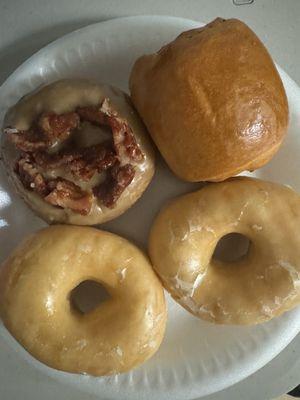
[
  {"left": 1, "top": 79, "right": 155, "bottom": 225},
  {"left": 149, "top": 177, "right": 300, "bottom": 325},
  {"left": 0, "top": 226, "right": 167, "bottom": 375}
]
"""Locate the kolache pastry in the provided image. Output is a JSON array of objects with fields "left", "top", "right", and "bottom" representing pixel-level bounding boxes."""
[
  {"left": 1, "top": 79, "right": 155, "bottom": 225},
  {"left": 149, "top": 177, "right": 300, "bottom": 325},
  {"left": 130, "top": 18, "right": 289, "bottom": 182},
  {"left": 0, "top": 226, "right": 167, "bottom": 376}
]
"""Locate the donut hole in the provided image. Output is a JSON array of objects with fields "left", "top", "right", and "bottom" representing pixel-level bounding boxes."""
[
  {"left": 213, "top": 233, "right": 251, "bottom": 263},
  {"left": 73, "top": 122, "right": 112, "bottom": 148},
  {"left": 70, "top": 280, "right": 111, "bottom": 314}
]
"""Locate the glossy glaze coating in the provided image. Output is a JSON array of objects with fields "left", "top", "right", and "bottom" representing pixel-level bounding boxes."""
[
  {"left": 130, "top": 18, "right": 288, "bottom": 182},
  {"left": 0, "top": 226, "right": 167, "bottom": 375},
  {"left": 1, "top": 79, "right": 155, "bottom": 224},
  {"left": 149, "top": 177, "right": 300, "bottom": 325}
]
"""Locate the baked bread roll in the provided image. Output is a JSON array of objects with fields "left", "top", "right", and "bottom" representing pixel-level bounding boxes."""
[
  {"left": 1, "top": 79, "right": 155, "bottom": 225},
  {"left": 130, "top": 18, "right": 288, "bottom": 182}
]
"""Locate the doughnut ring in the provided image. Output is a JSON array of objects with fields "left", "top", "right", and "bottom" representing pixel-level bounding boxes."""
[{"left": 149, "top": 177, "right": 300, "bottom": 325}]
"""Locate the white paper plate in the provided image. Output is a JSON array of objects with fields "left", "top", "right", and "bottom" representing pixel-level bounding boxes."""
[{"left": 0, "top": 15, "right": 300, "bottom": 400}]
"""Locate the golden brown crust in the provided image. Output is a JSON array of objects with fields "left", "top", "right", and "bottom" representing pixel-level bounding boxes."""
[
  {"left": 0, "top": 226, "right": 167, "bottom": 375},
  {"left": 130, "top": 18, "right": 289, "bottom": 182},
  {"left": 149, "top": 177, "right": 300, "bottom": 325}
]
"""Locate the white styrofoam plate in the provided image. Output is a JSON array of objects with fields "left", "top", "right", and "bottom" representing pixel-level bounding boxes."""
[{"left": 0, "top": 15, "right": 300, "bottom": 400}]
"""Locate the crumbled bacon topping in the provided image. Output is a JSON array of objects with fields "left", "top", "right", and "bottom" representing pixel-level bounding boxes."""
[
  {"left": 74, "top": 143, "right": 117, "bottom": 178},
  {"left": 45, "top": 178, "right": 92, "bottom": 215},
  {"left": 5, "top": 111, "right": 79, "bottom": 152},
  {"left": 77, "top": 105, "right": 106, "bottom": 126},
  {"left": 32, "top": 150, "right": 78, "bottom": 170},
  {"left": 15, "top": 155, "right": 92, "bottom": 214},
  {"left": 15, "top": 154, "right": 48, "bottom": 196},
  {"left": 77, "top": 99, "right": 143, "bottom": 163},
  {"left": 33, "top": 143, "right": 117, "bottom": 181},
  {"left": 38, "top": 112, "right": 80, "bottom": 144},
  {"left": 5, "top": 128, "right": 48, "bottom": 152},
  {"left": 6, "top": 97, "right": 143, "bottom": 213},
  {"left": 108, "top": 114, "right": 143, "bottom": 164},
  {"left": 93, "top": 163, "right": 135, "bottom": 208}
]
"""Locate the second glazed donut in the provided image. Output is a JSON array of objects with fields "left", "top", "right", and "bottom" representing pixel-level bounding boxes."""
[{"left": 149, "top": 177, "right": 300, "bottom": 325}]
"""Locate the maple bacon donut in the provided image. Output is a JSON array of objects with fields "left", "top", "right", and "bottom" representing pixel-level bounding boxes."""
[
  {"left": 1, "top": 79, "right": 155, "bottom": 225},
  {"left": 149, "top": 177, "right": 300, "bottom": 325},
  {"left": 0, "top": 225, "right": 167, "bottom": 375}
]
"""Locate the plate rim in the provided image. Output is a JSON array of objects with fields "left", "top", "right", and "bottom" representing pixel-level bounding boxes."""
[{"left": 0, "top": 14, "right": 300, "bottom": 400}]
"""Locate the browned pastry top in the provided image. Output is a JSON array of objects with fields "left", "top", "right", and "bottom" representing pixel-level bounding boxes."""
[{"left": 130, "top": 18, "right": 289, "bottom": 182}]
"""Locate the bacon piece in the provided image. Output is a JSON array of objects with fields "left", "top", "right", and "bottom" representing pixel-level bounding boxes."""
[
  {"left": 38, "top": 112, "right": 80, "bottom": 144},
  {"left": 93, "top": 163, "right": 135, "bottom": 208},
  {"left": 15, "top": 154, "right": 48, "bottom": 196},
  {"left": 5, "top": 111, "right": 79, "bottom": 152},
  {"left": 33, "top": 149, "right": 81, "bottom": 170},
  {"left": 77, "top": 106, "right": 106, "bottom": 125},
  {"left": 15, "top": 155, "right": 92, "bottom": 215},
  {"left": 33, "top": 144, "right": 117, "bottom": 181},
  {"left": 81, "top": 144, "right": 116, "bottom": 174},
  {"left": 66, "top": 145, "right": 117, "bottom": 181},
  {"left": 34, "top": 149, "right": 94, "bottom": 181},
  {"left": 100, "top": 98, "right": 143, "bottom": 163},
  {"left": 107, "top": 114, "right": 143, "bottom": 163},
  {"left": 45, "top": 178, "right": 92, "bottom": 215},
  {"left": 77, "top": 99, "right": 143, "bottom": 164},
  {"left": 5, "top": 128, "right": 47, "bottom": 152}
]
